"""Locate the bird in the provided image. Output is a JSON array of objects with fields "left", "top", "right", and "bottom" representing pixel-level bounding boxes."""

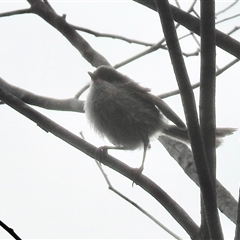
[{"left": 84, "top": 65, "right": 236, "bottom": 172}]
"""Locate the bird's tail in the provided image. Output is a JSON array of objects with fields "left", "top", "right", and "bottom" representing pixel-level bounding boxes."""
[{"left": 162, "top": 125, "right": 237, "bottom": 147}]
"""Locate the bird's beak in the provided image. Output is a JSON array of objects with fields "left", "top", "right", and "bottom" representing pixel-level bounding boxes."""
[{"left": 88, "top": 71, "right": 93, "bottom": 79}]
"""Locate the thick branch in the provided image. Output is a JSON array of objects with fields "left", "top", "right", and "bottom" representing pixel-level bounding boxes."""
[
  {"left": 154, "top": 1, "right": 223, "bottom": 239},
  {"left": 200, "top": 1, "right": 222, "bottom": 238},
  {"left": 133, "top": 0, "right": 240, "bottom": 59},
  {"left": 27, "top": 0, "right": 110, "bottom": 67},
  {"left": 159, "top": 136, "right": 238, "bottom": 224},
  {"left": 0, "top": 86, "right": 199, "bottom": 238},
  {"left": 0, "top": 77, "right": 84, "bottom": 112}
]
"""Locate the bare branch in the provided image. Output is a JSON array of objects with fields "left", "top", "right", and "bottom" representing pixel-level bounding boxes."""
[
  {"left": 227, "top": 25, "right": 240, "bottom": 35},
  {"left": 216, "top": 13, "right": 240, "bottom": 25},
  {"left": 215, "top": 0, "right": 239, "bottom": 16},
  {"left": 27, "top": 0, "right": 110, "bottom": 67},
  {"left": 0, "top": 8, "right": 31, "bottom": 17},
  {"left": 114, "top": 40, "right": 166, "bottom": 68},
  {"left": 158, "top": 58, "right": 239, "bottom": 99},
  {"left": 0, "top": 220, "right": 21, "bottom": 240},
  {"left": 234, "top": 188, "right": 240, "bottom": 239},
  {"left": 0, "top": 85, "right": 200, "bottom": 238},
  {"left": 72, "top": 24, "right": 154, "bottom": 46},
  {"left": 0, "top": 77, "right": 84, "bottom": 112},
  {"left": 158, "top": 136, "right": 238, "bottom": 224},
  {"left": 94, "top": 161, "right": 183, "bottom": 240},
  {"left": 154, "top": 0, "right": 223, "bottom": 238},
  {"left": 75, "top": 83, "right": 90, "bottom": 99},
  {"left": 134, "top": 0, "right": 240, "bottom": 59}
]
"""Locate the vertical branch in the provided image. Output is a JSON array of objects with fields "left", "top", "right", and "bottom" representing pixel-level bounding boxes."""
[
  {"left": 235, "top": 188, "right": 240, "bottom": 239},
  {"left": 154, "top": 0, "right": 223, "bottom": 239},
  {"left": 200, "top": 1, "right": 222, "bottom": 239},
  {"left": 200, "top": 0, "right": 216, "bottom": 178}
]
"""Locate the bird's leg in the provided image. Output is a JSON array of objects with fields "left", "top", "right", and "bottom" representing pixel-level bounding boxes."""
[
  {"left": 136, "top": 140, "right": 149, "bottom": 172},
  {"left": 132, "top": 140, "right": 149, "bottom": 186},
  {"left": 138, "top": 141, "right": 148, "bottom": 173}
]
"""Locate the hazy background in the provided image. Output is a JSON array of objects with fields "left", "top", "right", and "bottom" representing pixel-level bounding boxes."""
[{"left": 0, "top": 1, "right": 240, "bottom": 239}]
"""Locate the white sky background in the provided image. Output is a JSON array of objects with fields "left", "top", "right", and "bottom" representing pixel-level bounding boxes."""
[{"left": 0, "top": 0, "right": 240, "bottom": 239}]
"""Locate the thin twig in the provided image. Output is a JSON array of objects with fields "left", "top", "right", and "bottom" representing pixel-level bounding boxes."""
[
  {"left": 191, "top": 32, "right": 200, "bottom": 47},
  {"left": 94, "top": 161, "right": 183, "bottom": 240},
  {"left": 75, "top": 83, "right": 90, "bottom": 99},
  {"left": 174, "top": 0, "right": 181, "bottom": 9},
  {"left": 227, "top": 26, "right": 240, "bottom": 35},
  {"left": 216, "top": 0, "right": 239, "bottom": 16},
  {"left": 158, "top": 58, "right": 239, "bottom": 99},
  {"left": 79, "top": 130, "right": 183, "bottom": 240},
  {"left": 114, "top": 2, "right": 198, "bottom": 69},
  {"left": 72, "top": 24, "right": 154, "bottom": 46},
  {"left": 216, "top": 13, "right": 240, "bottom": 25},
  {"left": 0, "top": 8, "right": 31, "bottom": 18},
  {"left": 113, "top": 40, "right": 166, "bottom": 69}
]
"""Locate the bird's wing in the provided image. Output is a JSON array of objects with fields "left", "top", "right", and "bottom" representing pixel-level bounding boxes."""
[
  {"left": 148, "top": 93, "right": 186, "bottom": 129},
  {"left": 124, "top": 78, "right": 186, "bottom": 129}
]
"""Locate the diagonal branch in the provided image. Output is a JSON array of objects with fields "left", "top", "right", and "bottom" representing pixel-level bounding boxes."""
[
  {"left": 0, "top": 220, "right": 21, "bottom": 240},
  {"left": 95, "top": 161, "right": 183, "bottom": 240},
  {"left": 72, "top": 24, "right": 154, "bottom": 46},
  {"left": 0, "top": 85, "right": 199, "bottom": 239},
  {"left": 133, "top": 0, "right": 240, "bottom": 59},
  {"left": 154, "top": 0, "right": 223, "bottom": 239},
  {"left": 27, "top": 0, "right": 110, "bottom": 67},
  {"left": 0, "top": 77, "right": 84, "bottom": 112},
  {"left": 158, "top": 58, "right": 239, "bottom": 99},
  {"left": 0, "top": 8, "right": 31, "bottom": 17},
  {"left": 158, "top": 136, "right": 238, "bottom": 224}
]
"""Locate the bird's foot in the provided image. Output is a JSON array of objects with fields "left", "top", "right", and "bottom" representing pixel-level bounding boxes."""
[
  {"left": 95, "top": 146, "right": 109, "bottom": 161},
  {"left": 132, "top": 165, "right": 144, "bottom": 187}
]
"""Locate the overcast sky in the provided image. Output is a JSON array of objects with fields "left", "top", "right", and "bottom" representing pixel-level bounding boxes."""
[{"left": 0, "top": 1, "right": 240, "bottom": 239}]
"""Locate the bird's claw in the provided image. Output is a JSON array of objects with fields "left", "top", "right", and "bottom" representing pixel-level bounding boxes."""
[
  {"left": 132, "top": 166, "right": 144, "bottom": 187},
  {"left": 95, "top": 146, "right": 109, "bottom": 161}
]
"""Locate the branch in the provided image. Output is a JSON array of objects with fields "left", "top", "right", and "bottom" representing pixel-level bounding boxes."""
[
  {"left": 200, "top": 0, "right": 216, "bottom": 174},
  {"left": 0, "top": 220, "right": 21, "bottom": 240},
  {"left": 72, "top": 24, "right": 154, "bottom": 46},
  {"left": 154, "top": 1, "right": 223, "bottom": 239},
  {"left": 133, "top": 0, "right": 240, "bottom": 59},
  {"left": 94, "top": 161, "right": 183, "bottom": 240},
  {"left": 158, "top": 58, "right": 239, "bottom": 99},
  {"left": 113, "top": 40, "right": 166, "bottom": 69},
  {"left": 158, "top": 136, "right": 238, "bottom": 224},
  {"left": 199, "top": 2, "right": 221, "bottom": 238},
  {"left": 0, "top": 8, "right": 31, "bottom": 17},
  {"left": 114, "top": 3, "right": 197, "bottom": 69},
  {"left": 235, "top": 188, "right": 240, "bottom": 239},
  {"left": 0, "top": 77, "right": 84, "bottom": 112},
  {"left": 215, "top": 0, "right": 239, "bottom": 16},
  {"left": 0, "top": 85, "right": 199, "bottom": 239},
  {"left": 27, "top": 0, "right": 110, "bottom": 67},
  {"left": 216, "top": 13, "right": 240, "bottom": 25}
]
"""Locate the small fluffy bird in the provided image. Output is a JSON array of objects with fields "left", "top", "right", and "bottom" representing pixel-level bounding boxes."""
[{"left": 84, "top": 66, "right": 236, "bottom": 171}]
